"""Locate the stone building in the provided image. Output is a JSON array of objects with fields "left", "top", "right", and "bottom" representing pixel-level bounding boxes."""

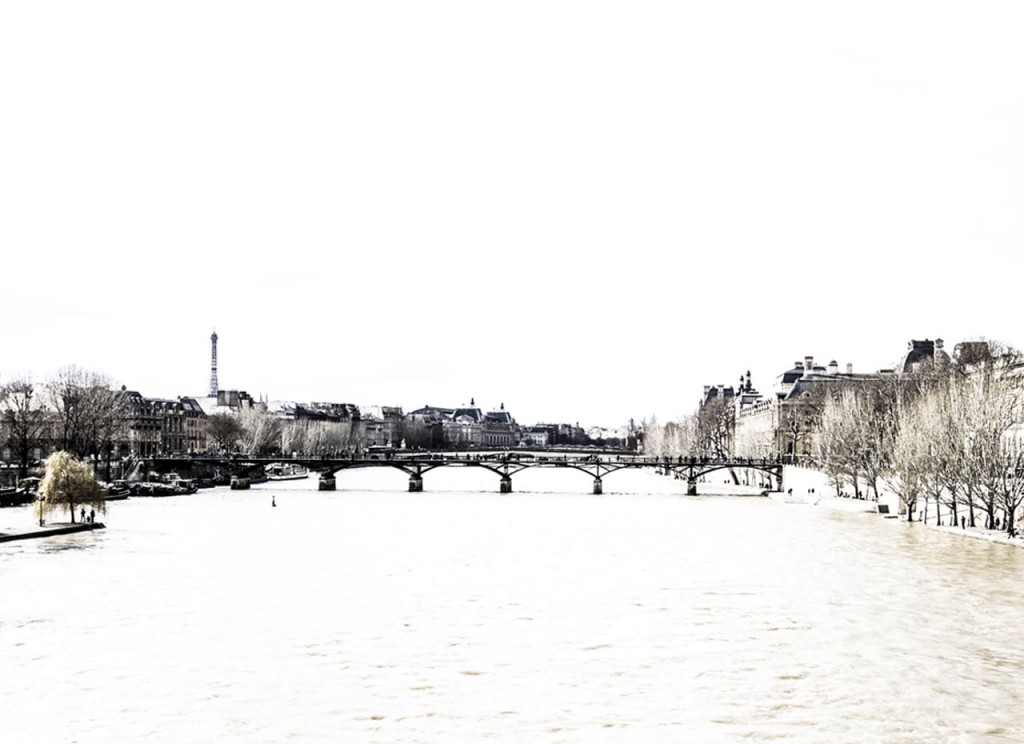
[
  {"left": 119, "top": 390, "right": 163, "bottom": 458},
  {"left": 406, "top": 401, "right": 520, "bottom": 449},
  {"left": 902, "top": 338, "right": 951, "bottom": 373},
  {"left": 732, "top": 357, "right": 874, "bottom": 460},
  {"left": 405, "top": 405, "right": 451, "bottom": 449},
  {"left": 360, "top": 405, "right": 404, "bottom": 449},
  {"left": 482, "top": 405, "right": 520, "bottom": 448},
  {"left": 443, "top": 405, "right": 486, "bottom": 449},
  {"left": 730, "top": 340, "right": 953, "bottom": 461},
  {"left": 179, "top": 397, "right": 208, "bottom": 454}
]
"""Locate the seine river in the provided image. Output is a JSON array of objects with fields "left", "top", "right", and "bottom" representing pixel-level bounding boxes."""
[{"left": 3, "top": 467, "right": 1024, "bottom": 743}]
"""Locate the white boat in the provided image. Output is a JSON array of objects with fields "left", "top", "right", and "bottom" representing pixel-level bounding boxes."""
[{"left": 266, "top": 462, "right": 310, "bottom": 481}]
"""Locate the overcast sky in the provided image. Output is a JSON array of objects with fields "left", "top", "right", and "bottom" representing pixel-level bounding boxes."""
[{"left": 2, "top": 2, "right": 1022, "bottom": 428}]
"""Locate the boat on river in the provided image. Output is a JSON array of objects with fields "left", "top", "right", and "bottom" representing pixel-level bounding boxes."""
[
  {"left": 131, "top": 473, "right": 199, "bottom": 497},
  {"left": 103, "top": 481, "right": 132, "bottom": 500},
  {"left": 0, "top": 486, "right": 36, "bottom": 508},
  {"left": 131, "top": 481, "right": 179, "bottom": 497},
  {"left": 1, "top": 477, "right": 41, "bottom": 508},
  {"left": 266, "top": 462, "right": 309, "bottom": 481}
]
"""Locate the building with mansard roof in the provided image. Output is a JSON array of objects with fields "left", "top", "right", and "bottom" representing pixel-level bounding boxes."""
[
  {"left": 730, "top": 355, "right": 881, "bottom": 459},
  {"left": 406, "top": 399, "right": 520, "bottom": 449},
  {"left": 901, "top": 338, "right": 951, "bottom": 373},
  {"left": 482, "top": 404, "right": 519, "bottom": 448},
  {"left": 728, "top": 340, "right": 957, "bottom": 460}
]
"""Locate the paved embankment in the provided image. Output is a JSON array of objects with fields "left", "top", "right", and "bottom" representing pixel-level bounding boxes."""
[{"left": 0, "top": 522, "right": 106, "bottom": 543}]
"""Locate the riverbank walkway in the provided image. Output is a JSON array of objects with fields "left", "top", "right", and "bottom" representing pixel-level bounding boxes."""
[{"left": 0, "top": 522, "right": 105, "bottom": 543}]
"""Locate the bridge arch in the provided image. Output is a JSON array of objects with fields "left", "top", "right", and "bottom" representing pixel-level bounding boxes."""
[{"left": 146, "top": 453, "right": 782, "bottom": 496}]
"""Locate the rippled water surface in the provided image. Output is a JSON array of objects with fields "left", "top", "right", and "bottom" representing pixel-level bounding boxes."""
[{"left": 3, "top": 469, "right": 1024, "bottom": 743}]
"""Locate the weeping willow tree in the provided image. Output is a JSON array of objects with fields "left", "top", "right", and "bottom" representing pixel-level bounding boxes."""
[{"left": 35, "top": 451, "right": 106, "bottom": 525}]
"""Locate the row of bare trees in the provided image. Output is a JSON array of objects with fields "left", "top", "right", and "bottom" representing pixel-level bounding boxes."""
[
  {"left": 642, "top": 341, "right": 1024, "bottom": 534},
  {"left": 196, "top": 410, "right": 365, "bottom": 457},
  {"left": 643, "top": 394, "right": 735, "bottom": 460},
  {"left": 640, "top": 415, "right": 698, "bottom": 459},
  {"left": 815, "top": 342, "right": 1024, "bottom": 533},
  {"left": 1, "top": 367, "right": 128, "bottom": 478}
]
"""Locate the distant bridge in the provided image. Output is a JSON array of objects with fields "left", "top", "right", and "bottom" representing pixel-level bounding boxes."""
[{"left": 150, "top": 452, "right": 784, "bottom": 495}]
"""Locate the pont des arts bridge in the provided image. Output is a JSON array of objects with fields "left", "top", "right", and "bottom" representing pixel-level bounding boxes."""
[{"left": 148, "top": 452, "right": 784, "bottom": 495}]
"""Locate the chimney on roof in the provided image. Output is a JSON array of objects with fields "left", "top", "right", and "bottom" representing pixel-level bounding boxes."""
[
  {"left": 828, "top": 360, "right": 839, "bottom": 375},
  {"left": 803, "top": 356, "right": 814, "bottom": 375},
  {"left": 847, "top": 363, "right": 853, "bottom": 374}
]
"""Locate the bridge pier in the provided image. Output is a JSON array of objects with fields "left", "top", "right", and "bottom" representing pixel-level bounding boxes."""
[
  {"left": 687, "top": 478, "right": 698, "bottom": 495},
  {"left": 409, "top": 475, "right": 423, "bottom": 492},
  {"left": 499, "top": 476, "right": 512, "bottom": 494},
  {"left": 319, "top": 475, "right": 336, "bottom": 491},
  {"left": 593, "top": 477, "right": 603, "bottom": 495}
]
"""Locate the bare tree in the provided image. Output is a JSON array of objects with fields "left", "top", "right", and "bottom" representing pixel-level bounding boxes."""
[
  {"left": 641, "top": 416, "right": 665, "bottom": 457},
  {"left": 665, "top": 417, "right": 698, "bottom": 458},
  {"left": 696, "top": 397, "right": 733, "bottom": 459},
  {"left": 811, "top": 382, "right": 887, "bottom": 498},
  {"left": 886, "top": 391, "right": 931, "bottom": 521},
  {"left": 206, "top": 413, "right": 244, "bottom": 453},
  {"left": 42, "top": 366, "right": 127, "bottom": 461},
  {"left": 814, "top": 389, "right": 860, "bottom": 496},
  {"left": 0, "top": 377, "right": 49, "bottom": 478},
  {"left": 914, "top": 385, "right": 954, "bottom": 525},
  {"left": 238, "top": 408, "right": 281, "bottom": 456},
  {"left": 833, "top": 377, "right": 914, "bottom": 502},
  {"left": 640, "top": 416, "right": 698, "bottom": 460},
  {"left": 958, "top": 349, "right": 1024, "bottom": 529},
  {"left": 281, "top": 419, "right": 358, "bottom": 456}
]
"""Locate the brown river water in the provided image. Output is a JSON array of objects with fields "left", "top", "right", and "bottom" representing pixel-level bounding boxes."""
[{"left": 2, "top": 468, "right": 1022, "bottom": 743}]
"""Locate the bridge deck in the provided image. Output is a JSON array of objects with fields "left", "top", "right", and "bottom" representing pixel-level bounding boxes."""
[{"left": 150, "top": 453, "right": 783, "bottom": 494}]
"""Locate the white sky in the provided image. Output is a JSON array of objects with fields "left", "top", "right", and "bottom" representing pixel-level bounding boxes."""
[{"left": 2, "top": 2, "right": 1022, "bottom": 428}]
